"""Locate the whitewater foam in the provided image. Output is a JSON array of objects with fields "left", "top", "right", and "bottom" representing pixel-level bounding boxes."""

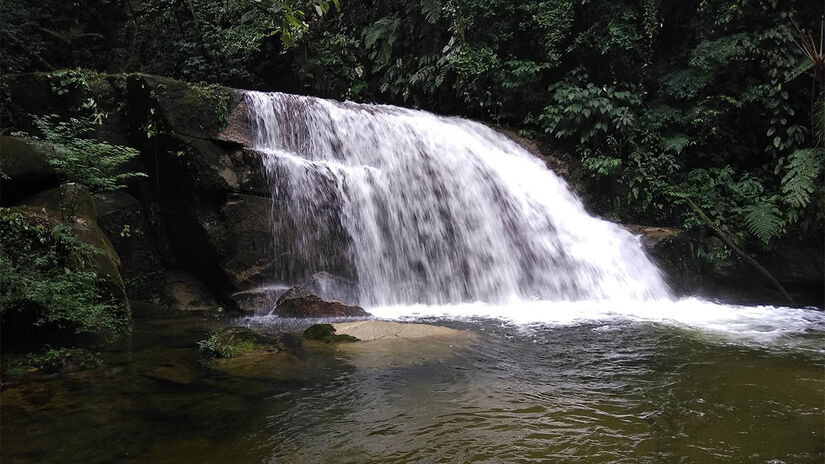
[{"left": 245, "top": 91, "right": 670, "bottom": 305}]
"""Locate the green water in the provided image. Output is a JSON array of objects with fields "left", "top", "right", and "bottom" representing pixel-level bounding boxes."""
[{"left": 1, "top": 311, "right": 823, "bottom": 463}]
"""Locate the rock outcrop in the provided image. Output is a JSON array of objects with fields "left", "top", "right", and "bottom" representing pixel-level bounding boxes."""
[{"left": 274, "top": 287, "right": 369, "bottom": 318}]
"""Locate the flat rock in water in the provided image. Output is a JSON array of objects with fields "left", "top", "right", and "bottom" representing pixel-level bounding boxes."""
[
  {"left": 331, "top": 320, "right": 467, "bottom": 342},
  {"left": 328, "top": 321, "right": 473, "bottom": 370}
]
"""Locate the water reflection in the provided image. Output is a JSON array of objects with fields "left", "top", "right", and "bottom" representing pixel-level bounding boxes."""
[{"left": 1, "top": 312, "right": 823, "bottom": 463}]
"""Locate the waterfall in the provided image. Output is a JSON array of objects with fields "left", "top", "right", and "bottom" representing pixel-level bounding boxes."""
[{"left": 245, "top": 91, "right": 671, "bottom": 306}]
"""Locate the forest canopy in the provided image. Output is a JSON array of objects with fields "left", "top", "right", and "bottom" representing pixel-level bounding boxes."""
[{"left": 2, "top": 0, "right": 823, "bottom": 254}]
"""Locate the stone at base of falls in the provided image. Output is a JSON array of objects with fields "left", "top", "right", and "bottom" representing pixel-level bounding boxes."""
[
  {"left": 198, "top": 326, "right": 303, "bottom": 359},
  {"left": 328, "top": 321, "right": 473, "bottom": 370},
  {"left": 162, "top": 270, "right": 221, "bottom": 311},
  {"left": 303, "top": 324, "right": 359, "bottom": 343},
  {"left": 274, "top": 287, "right": 370, "bottom": 318},
  {"left": 331, "top": 321, "right": 468, "bottom": 342}
]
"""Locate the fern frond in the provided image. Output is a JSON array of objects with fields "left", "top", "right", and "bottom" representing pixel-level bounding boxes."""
[
  {"left": 781, "top": 148, "right": 823, "bottom": 209},
  {"left": 741, "top": 202, "right": 784, "bottom": 245},
  {"left": 813, "top": 98, "right": 825, "bottom": 147},
  {"left": 420, "top": 0, "right": 441, "bottom": 24},
  {"left": 659, "top": 133, "right": 692, "bottom": 154}
]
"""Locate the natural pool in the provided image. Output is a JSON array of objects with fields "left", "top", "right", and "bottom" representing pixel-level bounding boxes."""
[{"left": 2, "top": 301, "right": 823, "bottom": 464}]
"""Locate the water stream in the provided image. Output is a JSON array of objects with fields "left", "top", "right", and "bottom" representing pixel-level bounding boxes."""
[{"left": 2, "top": 93, "right": 822, "bottom": 463}]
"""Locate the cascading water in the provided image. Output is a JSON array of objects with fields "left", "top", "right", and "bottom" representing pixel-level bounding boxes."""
[
  {"left": 245, "top": 91, "right": 670, "bottom": 306},
  {"left": 243, "top": 91, "right": 824, "bottom": 348}
]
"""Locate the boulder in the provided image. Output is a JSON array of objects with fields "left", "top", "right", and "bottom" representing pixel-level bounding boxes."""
[
  {"left": 274, "top": 287, "right": 369, "bottom": 318},
  {"left": 198, "top": 326, "right": 302, "bottom": 358},
  {"left": 18, "top": 184, "right": 128, "bottom": 313},
  {"left": 302, "top": 324, "right": 358, "bottom": 343},
  {"left": 135, "top": 74, "right": 239, "bottom": 141},
  {"left": 0, "top": 136, "right": 60, "bottom": 205},
  {"left": 161, "top": 270, "right": 220, "bottom": 311}
]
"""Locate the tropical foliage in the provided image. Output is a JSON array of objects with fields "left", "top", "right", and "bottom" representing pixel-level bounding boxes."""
[{"left": 2, "top": 0, "right": 822, "bottom": 254}]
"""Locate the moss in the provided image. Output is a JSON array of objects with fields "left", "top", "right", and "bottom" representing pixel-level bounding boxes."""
[
  {"left": 198, "top": 326, "right": 281, "bottom": 358},
  {"left": 11, "top": 347, "right": 101, "bottom": 375},
  {"left": 302, "top": 324, "right": 359, "bottom": 343},
  {"left": 190, "top": 83, "right": 231, "bottom": 129},
  {"left": 0, "top": 206, "right": 130, "bottom": 351}
]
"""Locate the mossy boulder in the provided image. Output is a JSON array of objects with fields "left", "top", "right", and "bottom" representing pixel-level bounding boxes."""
[
  {"left": 198, "top": 326, "right": 297, "bottom": 358},
  {"left": 1, "top": 193, "right": 130, "bottom": 351},
  {"left": 11, "top": 348, "right": 101, "bottom": 375},
  {"left": 135, "top": 74, "right": 237, "bottom": 140},
  {"left": 20, "top": 184, "right": 127, "bottom": 298},
  {"left": 302, "top": 324, "right": 359, "bottom": 343}
]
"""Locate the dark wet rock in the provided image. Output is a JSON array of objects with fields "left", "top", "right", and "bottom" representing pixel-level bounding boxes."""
[
  {"left": 0, "top": 136, "right": 59, "bottom": 202},
  {"left": 94, "top": 190, "right": 168, "bottom": 301},
  {"left": 136, "top": 74, "right": 239, "bottom": 141},
  {"left": 160, "top": 190, "right": 276, "bottom": 295},
  {"left": 301, "top": 272, "right": 360, "bottom": 305},
  {"left": 274, "top": 287, "right": 370, "bottom": 318},
  {"left": 626, "top": 224, "right": 824, "bottom": 305},
  {"left": 303, "top": 324, "right": 359, "bottom": 343},
  {"left": 144, "top": 359, "right": 196, "bottom": 385},
  {"left": 2, "top": 72, "right": 361, "bottom": 313},
  {"left": 160, "top": 269, "right": 220, "bottom": 311}
]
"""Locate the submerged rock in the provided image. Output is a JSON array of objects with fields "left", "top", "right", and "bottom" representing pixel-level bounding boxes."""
[
  {"left": 303, "top": 324, "right": 359, "bottom": 343},
  {"left": 274, "top": 287, "right": 369, "bottom": 318},
  {"left": 144, "top": 359, "right": 196, "bottom": 385}
]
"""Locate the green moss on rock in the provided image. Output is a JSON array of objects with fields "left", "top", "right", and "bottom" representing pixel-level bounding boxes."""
[
  {"left": 302, "top": 324, "right": 359, "bottom": 343},
  {"left": 198, "top": 326, "right": 282, "bottom": 358},
  {"left": 22, "top": 347, "right": 100, "bottom": 374}
]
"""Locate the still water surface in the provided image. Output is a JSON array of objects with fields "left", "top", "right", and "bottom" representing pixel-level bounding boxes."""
[{"left": 2, "top": 303, "right": 823, "bottom": 463}]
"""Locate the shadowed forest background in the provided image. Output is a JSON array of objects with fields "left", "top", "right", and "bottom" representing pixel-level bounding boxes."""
[{"left": 3, "top": 0, "right": 823, "bottom": 251}]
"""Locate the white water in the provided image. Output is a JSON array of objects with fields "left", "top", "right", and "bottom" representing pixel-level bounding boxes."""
[{"left": 244, "top": 91, "right": 824, "bottom": 345}]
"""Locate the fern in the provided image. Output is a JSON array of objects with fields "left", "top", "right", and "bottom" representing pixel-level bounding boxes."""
[
  {"left": 740, "top": 201, "right": 784, "bottom": 245},
  {"left": 813, "top": 98, "right": 825, "bottom": 147},
  {"left": 659, "top": 133, "right": 692, "bottom": 154},
  {"left": 420, "top": 0, "right": 441, "bottom": 24},
  {"left": 781, "top": 148, "right": 823, "bottom": 209}
]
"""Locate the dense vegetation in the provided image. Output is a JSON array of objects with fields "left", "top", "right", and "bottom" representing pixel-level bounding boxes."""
[
  {"left": 1, "top": 69, "right": 143, "bottom": 356},
  {"left": 4, "top": 0, "right": 821, "bottom": 255}
]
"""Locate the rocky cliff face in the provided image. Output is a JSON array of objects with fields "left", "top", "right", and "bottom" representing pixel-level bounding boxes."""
[{"left": 1, "top": 72, "right": 277, "bottom": 312}]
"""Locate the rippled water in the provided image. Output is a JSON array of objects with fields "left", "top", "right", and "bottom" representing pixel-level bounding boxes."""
[{"left": 2, "top": 305, "right": 823, "bottom": 464}]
